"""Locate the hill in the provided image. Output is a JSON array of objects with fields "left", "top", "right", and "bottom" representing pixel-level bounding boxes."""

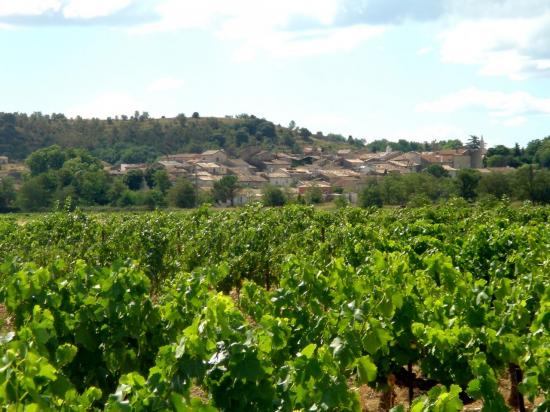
[{"left": 0, "top": 112, "right": 363, "bottom": 164}]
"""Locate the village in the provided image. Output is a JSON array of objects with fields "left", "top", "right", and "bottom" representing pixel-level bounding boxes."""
[{"left": 102, "top": 141, "right": 504, "bottom": 206}]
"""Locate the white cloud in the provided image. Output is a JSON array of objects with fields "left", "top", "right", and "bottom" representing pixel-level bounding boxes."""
[
  {"left": 417, "top": 87, "right": 550, "bottom": 126},
  {"left": 438, "top": 14, "right": 550, "bottom": 79},
  {"left": 62, "top": 0, "right": 134, "bottom": 19},
  {"left": 131, "top": 0, "right": 383, "bottom": 59},
  {"left": 66, "top": 92, "right": 142, "bottom": 119},
  {"left": 417, "top": 47, "right": 432, "bottom": 56},
  {"left": 498, "top": 116, "right": 526, "bottom": 127},
  {"left": 233, "top": 24, "right": 385, "bottom": 60},
  {"left": 0, "top": 0, "right": 61, "bottom": 16},
  {"left": 148, "top": 76, "right": 184, "bottom": 92},
  {"left": 134, "top": 0, "right": 340, "bottom": 33}
]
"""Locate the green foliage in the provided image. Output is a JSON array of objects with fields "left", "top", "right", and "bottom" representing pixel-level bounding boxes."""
[
  {"left": 359, "top": 180, "right": 383, "bottom": 207},
  {"left": 411, "top": 385, "right": 463, "bottom": 412},
  {"left": 0, "top": 177, "right": 16, "bottom": 212},
  {"left": 168, "top": 178, "right": 197, "bottom": 208},
  {"left": 305, "top": 186, "right": 323, "bottom": 204},
  {"left": 456, "top": 168, "right": 481, "bottom": 200},
  {"left": 425, "top": 164, "right": 449, "bottom": 178},
  {"left": 212, "top": 175, "right": 239, "bottom": 206},
  {"left": 0, "top": 204, "right": 549, "bottom": 410},
  {"left": 123, "top": 169, "right": 144, "bottom": 191},
  {"left": 262, "top": 184, "right": 286, "bottom": 206}
]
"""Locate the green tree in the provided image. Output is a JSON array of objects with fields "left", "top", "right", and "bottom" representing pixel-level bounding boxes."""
[
  {"left": 425, "top": 164, "right": 449, "bottom": 178},
  {"left": 144, "top": 189, "right": 167, "bottom": 210},
  {"left": 486, "top": 155, "right": 509, "bottom": 167},
  {"left": 534, "top": 140, "right": 550, "bottom": 168},
  {"left": 0, "top": 177, "right": 16, "bottom": 212},
  {"left": 16, "top": 175, "right": 55, "bottom": 211},
  {"left": 153, "top": 169, "right": 172, "bottom": 193},
  {"left": 262, "top": 184, "right": 286, "bottom": 206},
  {"left": 167, "top": 178, "right": 197, "bottom": 208},
  {"left": 477, "top": 172, "right": 513, "bottom": 199},
  {"left": 466, "top": 135, "right": 481, "bottom": 150},
  {"left": 455, "top": 168, "right": 481, "bottom": 200},
  {"left": 213, "top": 175, "right": 239, "bottom": 206},
  {"left": 305, "top": 187, "right": 323, "bottom": 204},
  {"left": 26, "top": 145, "right": 67, "bottom": 175},
  {"left": 124, "top": 169, "right": 144, "bottom": 191},
  {"left": 359, "top": 181, "right": 383, "bottom": 208}
]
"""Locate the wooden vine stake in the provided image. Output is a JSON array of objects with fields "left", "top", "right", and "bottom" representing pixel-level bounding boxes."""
[{"left": 380, "top": 373, "right": 397, "bottom": 411}]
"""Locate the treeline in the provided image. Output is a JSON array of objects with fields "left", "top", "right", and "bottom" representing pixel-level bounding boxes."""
[
  {"left": 365, "top": 138, "right": 464, "bottom": 153},
  {"left": 485, "top": 137, "right": 550, "bottom": 168},
  {"left": 0, "top": 112, "right": 358, "bottom": 163},
  {"left": 358, "top": 166, "right": 550, "bottom": 207},
  {"left": 2, "top": 145, "right": 550, "bottom": 212}
]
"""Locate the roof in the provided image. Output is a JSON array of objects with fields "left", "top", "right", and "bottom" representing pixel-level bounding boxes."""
[
  {"left": 320, "top": 169, "right": 360, "bottom": 178},
  {"left": 226, "top": 158, "right": 253, "bottom": 167},
  {"left": 158, "top": 160, "right": 185, "bottom": 167},
  {"left": 167, "top": 153, "right": 199, "bottom": 160},
  {"left": 435, "top": 149, "right": 469, "bottom": 156},
  {"left": 442, "top": 165, "right": 458, "bottom": 171},
  {"left": 265, "top": 159, "right": 292, "bottom": 165},
  {"left": 298, "top": 181, "right": 331, "bottom": 188},
  {"left": 237, "top": 174, "right": 267, "bottom": 182},
  {"left": 196, "top": 162, "right": 223, "bottom": 169},
  {"left": 267, "top": 172, "right": 291, "bottom": 178},
  {"left": 202, "top": 149, "right": 225, "bottom": 156},
  {"left": 344, "top": 159, "right": 365, "bottom": 164},
  {"left": 388, "top": 160, "right": 419, "bottom": 168}
]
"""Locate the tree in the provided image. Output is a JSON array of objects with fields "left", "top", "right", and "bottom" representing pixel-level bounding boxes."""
[
  {"left": 213, "top": 175, "right": 239, "bottom": 206},
  {"left": 486, "top": 155, "right": 510, "bottom": 167},
  {"left": 298, "top": 128, "right": 312, "bottom": 139},
  {"left": 288, "top": 120, "right": 296, "bottom": 130},
  {"left": 359, "top": 181, "right": 383, "bottom": 208},
  {"left": 0, "top": 177, "right": 16, "bottom": 212},
  {"left": 305, "top": 187, "right": 323, "bottom": 204},
  {"left": 478, "top": 172, "right": 513, "bottom": 199},
  {"left": 456, "top": 169, "right": 481, "bottom": 200},
  {"left": 167, "top": 178, "right": 197, "bottom": 208},
  {"left": 176, "top": 113, "right": 187, "bottom": 127},
  {"left": 123, "top": 169, "right": 144, "bottom": 191},
  {"left": 153, "top": 169, "right": 172, "bottom": 193},
  {"left": 192, "top": 112, "right": 200, "bottom": 119},
  {"left": 16, "top": 175, "right": 54, "bottom": 211},
  {"left": 466, "top": 135, "right": 481, "bottom": 150},
  {"left": 262, "top": 185, "right": 286, "bottom": 206},
  {"left": 144, "top": 189, "right": 167, "bottom": 210},
  {"left": 26, "top": 145, "right": 67, "bottom": 176},
  {"left": 425, "top": 164, "right": 449, "bottom": 178},
  {"left": 534, "top": 140, "right": 550, "bottom": 168}
]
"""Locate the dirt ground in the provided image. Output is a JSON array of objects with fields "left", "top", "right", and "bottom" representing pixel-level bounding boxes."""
[{"left": 355, "top": 374, "right": 545, "bottom": 411}]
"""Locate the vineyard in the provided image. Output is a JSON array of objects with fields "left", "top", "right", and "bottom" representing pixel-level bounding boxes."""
[{"left": 0, "top": 201, "right": 548, "bottom": 411}]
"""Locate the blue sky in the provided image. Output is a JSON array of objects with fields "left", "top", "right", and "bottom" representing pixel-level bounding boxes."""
[{"left": 1, "top": 0, "right": 550, "bottom": 147}]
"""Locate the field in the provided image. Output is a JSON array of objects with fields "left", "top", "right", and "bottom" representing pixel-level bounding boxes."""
[{"left": 0, "top": 202, "right": 548, "bottom": 411}]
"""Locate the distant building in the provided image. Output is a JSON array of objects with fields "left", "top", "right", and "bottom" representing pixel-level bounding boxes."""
[
  {"left": 196, "top": 162, "right": 227, "bottom": 175},
  {"left": 0, "top": 156, "right": 8, "bottom": 165},
  {"left": 200, "top": 149, "right": 228, "bottom": 164},
  {"left": 266, "top": 171, "right": 292, "bottom": 187},
  {"left": 297, "top": 181, "right": 332, "bottom": 196}
]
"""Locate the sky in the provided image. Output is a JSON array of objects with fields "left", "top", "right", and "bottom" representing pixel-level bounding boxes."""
[{"left": 1, "top": 1, "right": 550, "bottom": 147}]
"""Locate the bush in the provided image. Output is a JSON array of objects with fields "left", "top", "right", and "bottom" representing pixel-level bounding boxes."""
[
  {"left": 262, "top": 185, "right": 286, "bottom": 206},
  {"left": 359, "top": 182, "right": 383, "bottom": 208}
]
